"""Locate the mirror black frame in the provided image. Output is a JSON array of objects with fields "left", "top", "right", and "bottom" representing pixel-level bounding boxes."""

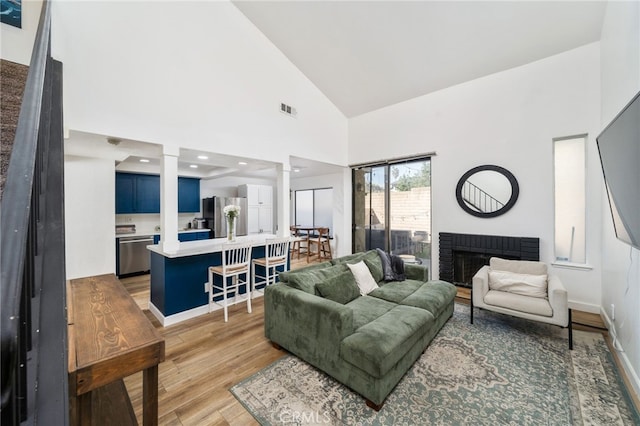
[{"left": 455, "top": 165, "right": 519, "bottom": 218}]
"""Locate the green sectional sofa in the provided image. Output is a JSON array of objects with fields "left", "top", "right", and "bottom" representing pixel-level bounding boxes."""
[{"left": 264, "top": 250, "right": 457, "bottom": 409}]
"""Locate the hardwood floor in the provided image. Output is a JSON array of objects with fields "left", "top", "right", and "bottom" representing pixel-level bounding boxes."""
[{"left": 120, "top": 256, "right": 633, "bottom": 425}]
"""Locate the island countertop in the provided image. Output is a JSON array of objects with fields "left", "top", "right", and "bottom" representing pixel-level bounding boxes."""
[{"left": 147, "top": 233, "right": 278, "bottom": 258}]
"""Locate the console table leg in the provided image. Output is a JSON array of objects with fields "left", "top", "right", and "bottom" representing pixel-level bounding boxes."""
[
  {"left": 77, "top": 392, "right": 92, "bottom": 426},
  {"left": 143, "top": 365, "right": 159, "bottom": 426}
]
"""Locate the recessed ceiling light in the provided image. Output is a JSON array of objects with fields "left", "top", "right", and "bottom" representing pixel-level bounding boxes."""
[
  {"left": 293, "top": 168, "right": 301, "bottom": 173},
  {"left": 238, "top": 161, "right": 248, "bottom": 166},
  {"left": 189, "top": 164, "right": 198, "bottom": 169},
  {"left": 197, "top": 155, "right": 208, "bottom": 160},
  {"left": 139, "top": 159, "right": 150, "bottom": 163}
]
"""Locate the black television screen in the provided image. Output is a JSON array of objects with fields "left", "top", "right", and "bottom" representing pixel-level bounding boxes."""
[{"left": 596, "top": 91, "right": 640, "bottom": 250}]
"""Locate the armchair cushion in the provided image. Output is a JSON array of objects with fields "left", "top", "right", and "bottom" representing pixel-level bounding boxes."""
[
  {"left": 488, "top": 270, "right": 548, "bottom": 298},
  {"left": 484, "top": 290, "right": 553, "bottom": 317}
]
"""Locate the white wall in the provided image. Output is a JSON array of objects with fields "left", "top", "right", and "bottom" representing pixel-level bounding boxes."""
[
  {"left": 50, "top": 1, "right": 348, "bottom": 166},
  {"left": 599, "top": 0, "right": 640, "bottom": 397},
  {"left": 50, "top": 1, "right": 348, "bottom": 278},
  {"left": 0, "top": 0, "right": 43, "bottom": 65},
  {"left": 349, "top": 43, "right": 602, "bottom": 312},
  {"left": 64, "top": 155, "right": 115, "bottom": 279},
  {"left": 291, "top": 170, "right": 352, "bottom": 258}
]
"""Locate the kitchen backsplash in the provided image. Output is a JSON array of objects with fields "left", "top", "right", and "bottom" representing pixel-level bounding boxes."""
[{"left": 115, "top": 213, "right": 200, "bottom": 233}]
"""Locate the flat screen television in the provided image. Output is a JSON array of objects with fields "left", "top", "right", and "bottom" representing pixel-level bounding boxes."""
[{"left": 596, "top": 90, "right": 640, "bottom": 250}]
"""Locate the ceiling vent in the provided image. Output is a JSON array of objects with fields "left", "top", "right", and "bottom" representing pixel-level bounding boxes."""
[{"left": 280, "top": 102, "right": 297, "bottom": 118}]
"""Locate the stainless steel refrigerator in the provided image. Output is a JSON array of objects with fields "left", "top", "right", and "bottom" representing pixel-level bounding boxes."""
[{"left": 202, "top": 197, "right": 248, "bottom": 238}]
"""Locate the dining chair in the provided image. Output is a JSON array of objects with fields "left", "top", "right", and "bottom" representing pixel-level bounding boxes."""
[
  {"left": 309, "top": 227, "right": 332, "bottom": 261},
  {"left": 251, "top": 237, "right": 291, "bottom": 295},
  {"left": 208, "top": 241, "right": 253, "bottom": 322}
]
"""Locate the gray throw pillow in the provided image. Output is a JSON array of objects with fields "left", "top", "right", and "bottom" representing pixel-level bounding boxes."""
[{"left": 316, "top": 271, "right": 360, "bottom": 304}]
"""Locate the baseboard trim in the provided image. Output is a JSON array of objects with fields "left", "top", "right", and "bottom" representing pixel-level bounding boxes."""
[
  {"left": 601, "top": 308, "right": 640, "bottom": 404},
  {"left": 568, "top": 300, "right": 601, "bottom": 314},
  {"left": 148, "top": 291, "right": 265, "bottom": 327}
]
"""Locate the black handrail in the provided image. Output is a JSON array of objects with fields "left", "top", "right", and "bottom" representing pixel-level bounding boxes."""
[{"left": 1, "top": 0, "right": 68, "bottom": 424}]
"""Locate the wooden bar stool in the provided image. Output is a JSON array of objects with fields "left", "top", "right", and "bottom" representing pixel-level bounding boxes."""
[
  {"left": 290, "top": 226, "right": 309, "bottom": 261},
  {"left": 208, "top": 242, "right": 253, "bottom": 322},
  {"left": 309, "top": 227, "right": 332, "bottom": 261},
  {"left": 251, "top": 237, "right": 291, "bottom": 295}
]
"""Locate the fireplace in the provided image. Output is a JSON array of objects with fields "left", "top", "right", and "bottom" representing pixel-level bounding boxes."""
[{"left": 439, "top": 232, "right": 539, "bottom": 287}]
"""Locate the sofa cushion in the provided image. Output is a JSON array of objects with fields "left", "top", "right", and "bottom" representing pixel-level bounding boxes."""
[
  {"left": 278, "top": 261, "right": 332, "bottom": 283},
  {"left": 484, "top": 289, "right": 553, "bottom": 317},
  {"left": 340, "top": 305, "right": 435, "bottom": 378},
  {"left": 331, "top": 250, "right": 380, "bottom": 267},
  {"left": 488, "top": 270, "right": 548, "bottom": 298},
  {"left": 316, "top": 271, "right": 361, "bottom": 304},
  {"left": 286, "top": 263, "right": 349, "bottom": 295},
  {"left": 363, "top": 258, "right": 384, "bottom": 283},
  {"left": 367, "top": 280, "right": 423, "bottom": 303},
  {"left": 399, "top": 281, "right": 457, "bottom": 318},
  {"left": 347, "top": 261, "right": 379, "bottom": 295},
  {"left": 345, "top": 296, "right": 397, "bottom": 329}
]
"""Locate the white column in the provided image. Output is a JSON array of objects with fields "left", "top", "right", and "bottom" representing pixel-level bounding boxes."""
[
  {"left": 276, "top": 161, "right": 291, "bottom": 238},
  {"left": 160, "top": 145, "right": 180, "bottom": 253}
]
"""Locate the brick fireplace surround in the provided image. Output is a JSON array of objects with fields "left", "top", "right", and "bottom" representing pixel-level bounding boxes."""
[{"left": 439, "top": 232, "right": 540, "bottom": 287}]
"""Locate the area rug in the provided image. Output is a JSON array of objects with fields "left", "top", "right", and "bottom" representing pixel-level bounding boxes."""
[{"left": 231, "top": 304, "right": 639, "bottom": 425}]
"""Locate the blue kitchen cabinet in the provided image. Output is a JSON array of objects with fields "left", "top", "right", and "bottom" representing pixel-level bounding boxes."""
[
  {"left": 116, "top": 173, "right": 199, "bottom": 214},
  {"left": 195, "top": 231, "right": 210, "bottom": 240},
  {"left": 179, "top": 232, "right": 198, "bottom": 242},
  {"left": 116, "top": 172, "right": 160, "bottom": 214},
  {"left": 178, "top": 177, "right": 200, "bottom": 213},
  {"left": 136, "top": 174, "right": 161, "bottom": 213},
  {"left": 115, "top": 173, "right": 136, "bottom": 214}
]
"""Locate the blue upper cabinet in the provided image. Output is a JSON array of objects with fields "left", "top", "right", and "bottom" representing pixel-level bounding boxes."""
[
  {"left": 116, "top": 172, "right": 160, "bottom": 214},
  {"left": 178, "top": 177, "right": 200, "bottom": 213},
  {"left": 136, "top": 174, "right": 161, "bottom": 213},
  {"left": 116, "top": 173, "right": 200, "bottom": 214},
  {"left": 115, "top": 173, "right": 136, "bottom": 214}
]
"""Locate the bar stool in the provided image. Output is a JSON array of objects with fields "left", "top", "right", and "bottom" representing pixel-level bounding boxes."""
[
  {"left": 208, "top": 241, "right": 253, "bottom": 322},
  {"left": 309, "top": 227, "right": 332, "bottom": 261},
  {"left": 251, "top": 237, "right": 291, "bottom": 295},
  {"left": 290, "top": 226, "right": 309, "bottom": 261}
]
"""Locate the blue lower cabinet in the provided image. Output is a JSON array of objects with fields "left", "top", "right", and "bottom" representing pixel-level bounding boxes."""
[
  {"left": 195, "top": 231, "right": 210, "bottom": 240},
  {"left": 179, "top": 233, "right": 198, "bottom": 242},
  {"left": 150, "top": 246, "right": 268, "bottom": 316}
]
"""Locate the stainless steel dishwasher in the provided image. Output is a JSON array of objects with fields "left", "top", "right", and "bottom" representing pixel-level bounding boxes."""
[{"left": 118, "top": 235, "right": 154, "bottom": 275}]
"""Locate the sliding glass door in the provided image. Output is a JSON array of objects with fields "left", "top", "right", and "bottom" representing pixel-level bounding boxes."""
[{"left": 353, "top": 158, "right": 431, "bottom": 272}]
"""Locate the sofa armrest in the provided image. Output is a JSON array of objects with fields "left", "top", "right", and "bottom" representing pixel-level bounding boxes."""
[
  {"left": 548, "top": 274, "right": 569, "bottom": 326},
  {"left": 264, "top": 284, "right": 354, "bottom": 363},
  {"left": 405, "top": 264, "right": 429, "bottom": 282},
  {"left": 472, "top": 265, "right": 490, "bottom": 307}
]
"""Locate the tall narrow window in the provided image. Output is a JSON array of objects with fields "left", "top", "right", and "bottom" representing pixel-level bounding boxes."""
[{"left": 554, "top": 136, "right": 586, "bottom": 264}]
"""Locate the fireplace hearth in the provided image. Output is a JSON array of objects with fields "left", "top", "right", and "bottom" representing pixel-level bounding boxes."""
[{"left": 439, "top": 232, "right": 539, "bottom": 287}]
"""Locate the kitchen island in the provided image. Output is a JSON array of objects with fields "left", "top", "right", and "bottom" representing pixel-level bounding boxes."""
[{"left": 147, "top": 234, "right": 281, "bottom": 326}]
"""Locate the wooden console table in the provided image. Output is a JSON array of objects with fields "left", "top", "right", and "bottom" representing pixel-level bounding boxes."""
[{"left": 68, "top": 274, "right": 165, "bottom": 425}]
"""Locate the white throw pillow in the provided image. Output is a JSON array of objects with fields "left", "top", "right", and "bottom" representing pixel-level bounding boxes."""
[
  {"left": 489, "top": 270, "right": 548, "bottom": 298},
  {"left": 347, "top": 261, "right": 379, "bottom": 296}
]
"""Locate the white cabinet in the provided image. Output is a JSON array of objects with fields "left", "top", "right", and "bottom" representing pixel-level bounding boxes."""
[{"left": 239, "top": 184, "right": 273, "bottom": 234}]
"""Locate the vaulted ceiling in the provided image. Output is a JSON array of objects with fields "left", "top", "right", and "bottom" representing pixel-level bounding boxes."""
[{"left": 233, "top": 1, "right": 607, "bottom": 118}]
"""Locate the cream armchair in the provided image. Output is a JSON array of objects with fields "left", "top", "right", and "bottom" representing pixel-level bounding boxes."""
[{"left": 471, "top": 257, "right": 572, "bottom": 349}]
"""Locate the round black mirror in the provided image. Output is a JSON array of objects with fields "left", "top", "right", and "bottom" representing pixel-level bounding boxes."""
[{"left": 456, "top": 165, "right": 519, "bottom": 218}]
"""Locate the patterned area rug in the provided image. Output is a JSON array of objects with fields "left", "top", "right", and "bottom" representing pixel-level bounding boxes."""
[{"left": 231, "top": 304, "right": 639, "bottom": 425}]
